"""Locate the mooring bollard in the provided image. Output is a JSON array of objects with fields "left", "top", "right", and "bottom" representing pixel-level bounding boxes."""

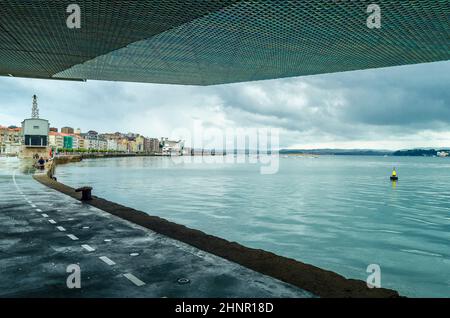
[{"left": 75, "top": 186, "right": 93, "bottom": 201}]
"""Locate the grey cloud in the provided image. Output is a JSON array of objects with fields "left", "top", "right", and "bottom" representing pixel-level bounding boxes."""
[
  {"left": 0, "top": 60, "right": 449, "bottom": 149},
  {"left": 210, "top": 61, "right": 450, "bottom": 143}
]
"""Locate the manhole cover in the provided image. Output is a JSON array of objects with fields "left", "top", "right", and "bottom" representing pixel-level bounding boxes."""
[{"left": 177, "top": 278, "right": 190, "bottom": 285}]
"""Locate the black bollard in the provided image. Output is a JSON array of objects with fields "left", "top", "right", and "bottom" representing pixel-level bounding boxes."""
[{"left": 75, "top": 186, "right": 93, "bottom": 201}]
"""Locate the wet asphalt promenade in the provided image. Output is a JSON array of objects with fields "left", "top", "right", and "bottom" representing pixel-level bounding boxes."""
[{"left": 0, "top": 158, "right": 312, "bottom": 298}]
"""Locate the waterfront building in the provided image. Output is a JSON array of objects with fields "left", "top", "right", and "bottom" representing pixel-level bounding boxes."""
[
  {"left": 98, "top": 138, "right": 108, "bottom": 151},
  {"left": 71, "top": 135, "right": 79, "bottom": 149},
  {"left": 161, "top": 137, "right": 184, "bottom": 156},
  {"left": 22, "top": 117, "right": 49, "bottom": 147},
  {"left": 118, "top": 138, "right": 129, "bottom": 152},
  {"left": 49, "top": 127, "right": 58, "bottom": 132},
  {"left": 61, "top": 127, "right": 74, "bottom": 134},
  {"left": 63, "top": 135, "right": 74, "bottom": 149},
  {"left": 0, "top": 126, "right": 22, "bottom": 155},
  {"left": 83, "top": 138, "right": 99, "bottom": 150},
  {"left": 144, "top": 138, "right": 160, "bottom": 154},
  {"left": 107, "top": 139, "right": 118, "bottom": 151},
  {"left": 83, "top": 130, "right": 100, "bottom": 150},
  {"left": 77, "top": 136, "right": 85, "bottom": 150},
  {"left": 128, "top": 138, "right": 138, "bottom": 153},
  {"left": 20, "top": 95, "right": 50, "bottom": 158},
  {"left": 48, "top": 132, "right": 64, "bottom": 149},
  {"left": 135, "top": 135, "right": 145, "bottom": 153}
]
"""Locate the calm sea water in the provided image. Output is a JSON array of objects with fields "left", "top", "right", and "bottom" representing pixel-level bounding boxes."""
[{"left": 56, "top": 155, "right": 450, "bottom": 297}]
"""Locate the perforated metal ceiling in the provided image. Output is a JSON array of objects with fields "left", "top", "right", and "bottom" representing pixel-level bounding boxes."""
[{"left": 1, "top": 1, "right": 449, "bottom": 85}]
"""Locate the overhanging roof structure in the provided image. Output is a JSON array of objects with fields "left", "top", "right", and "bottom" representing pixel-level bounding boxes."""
[{"left": 1, "top": 1, "right": 449, "bottom": 85}]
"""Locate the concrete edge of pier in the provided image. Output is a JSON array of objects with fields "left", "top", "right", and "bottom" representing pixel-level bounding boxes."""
[{"left": 33, "top": 161, "right": 402, "bottom": 298}]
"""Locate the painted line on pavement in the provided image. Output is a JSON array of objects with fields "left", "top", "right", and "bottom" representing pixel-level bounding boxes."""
[
  {"left": 123, "top": 273, "right": 146, "bottom": 287},
  {"left": 67, "top": 234, "right": 79, "bottom": 241},
  {"left": 56, "top": 226, "right": 66, "bottom": 232},
  {"left": 12, "top": 170, "right": 20, "bottom": 191},
  {"left": 99, "top": 256, "right": 116, "bottom": 266},
  {"left": 36, "top": 209, "right": 42, "bottom": 212},
  {"left": 81, "top": 244, "right": 95, "bottom": 252},
  {"left": 48, "top": 219, "right": 57, "bottom": 224},
  {"left": 42, "top": 213, "right": 49, "bottom": 218}
]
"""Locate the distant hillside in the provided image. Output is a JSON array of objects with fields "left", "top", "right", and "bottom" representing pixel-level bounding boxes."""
[
  {"left": 279, "top": 149, "right": 392, "bottom": 156},
  {"left": 392, "top": 149, "right": 448, "bottom": 156},
  {"left": 279, "top": 148, "right": 449, "bottom": 157}
]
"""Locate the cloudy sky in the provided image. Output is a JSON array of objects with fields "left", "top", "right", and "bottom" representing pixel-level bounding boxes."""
[{"left": 1, "top": 60, "right": 449, "bottom": 150}]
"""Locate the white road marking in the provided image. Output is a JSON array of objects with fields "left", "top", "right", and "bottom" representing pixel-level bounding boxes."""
[
  {"left": 130, "top": 253, "right": 140, "bottom": 257},
  {"left": 36, "top": 209, "right": 42, "bottom": 212},
  {"left": 82, "top": 226, "right": 90, "bottom": 229},
  {"left": 104, "top": 239, "right": 112, "bottom": 242},
  {"left": 12, "top": 170, "right": 20, "bottom": 191},
  {"left": 81, "top": 244, "right": 95, "bottom": 252},
  {"left": 31, "top": 204, "right": 36, "bottom": 208},
  {"left": 67, "top": 234, "right": 79, "bottom": 240},
  {"left": 99, "top": 256, "right": 116, "bottom": 266},
  {"left": 56, "top": 226, "right": 66, "bottom": 232},
  {"left": 123, "top": 273, "right": 146, "bottom": 287},
  {"left": 42, "top": 213, "right": 49, "bottom": 218},
  {"left": 48, "top": 219, "right": 57, "bottom": 224}
]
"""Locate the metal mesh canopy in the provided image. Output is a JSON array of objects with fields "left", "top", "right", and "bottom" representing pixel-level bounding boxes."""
[{"left": 1, "top": 0, "right": 449, "bottom": 85}]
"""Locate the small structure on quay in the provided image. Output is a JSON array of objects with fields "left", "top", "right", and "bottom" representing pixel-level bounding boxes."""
[
  {"left": 161, "top": 137, "right": 184, "bottom": 156},
  {"left": 19, "top": 95, "right": 50, "bottom": 159}
]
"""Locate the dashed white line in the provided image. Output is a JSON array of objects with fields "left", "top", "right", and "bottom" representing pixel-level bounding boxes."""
[
  {"left": 67, "top": 234, "right": 79, "bottom": 241},
  {"left": 31, "top": 204, "right": 36, "bottom": 208},
  {"left": 42, "top": 213, "right": 49, "bottom": 218},
  {"left": 123, "top": 273, "right": 146, "bottom": 287},
  {"left": 81, "top": 244, "right": 95, "bottom": 252},
  {"left": 99, "top": 256, "right": 116, "bottom": 266},
  {"left": 48, "top": 219, "right": 57, "bottom": 224},
  {"left": 36, "top": 209, "right": 42, "bottom": 212},
  {"left": 56, "top": 226, "right": 66, "bottom": 232}
]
